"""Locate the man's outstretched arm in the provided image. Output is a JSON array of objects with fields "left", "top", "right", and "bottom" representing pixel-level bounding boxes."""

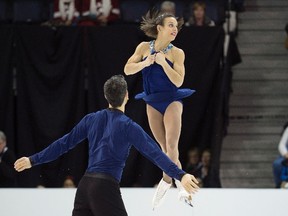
[{"left": 15, "top": 113, "right": 93, "bottom": 172}]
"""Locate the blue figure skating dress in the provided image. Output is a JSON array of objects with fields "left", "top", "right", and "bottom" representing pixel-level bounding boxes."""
[{"left": 135, "top": 40, "right": 195, "bottom": 114}]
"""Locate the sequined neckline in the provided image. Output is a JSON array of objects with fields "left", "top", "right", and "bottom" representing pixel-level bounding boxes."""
[{"left": 149, "top": 40, "right": 173, "bottom": 54}]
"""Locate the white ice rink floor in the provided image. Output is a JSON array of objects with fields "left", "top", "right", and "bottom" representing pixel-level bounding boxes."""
[{"left": 0, "top": 188, "right": 287, "bottom": 216}]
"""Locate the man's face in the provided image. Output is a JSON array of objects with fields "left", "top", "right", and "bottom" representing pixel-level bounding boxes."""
[
  {"left": 0, "top": 139, "right": 6, "bottom": 153},
  {"left": 161, "top": 6, "right": 176, "bottom": 16}
]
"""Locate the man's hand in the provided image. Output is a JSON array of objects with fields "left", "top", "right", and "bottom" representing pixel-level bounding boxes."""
[
  {"left": 181, "top": 174, "right": 199, "bottom": 194},
  {"left": 284, "top": 153, "right": 288, "bottom": 159},
  {"left": 14, "top": 157, "right": 32, "bottom": 172}
]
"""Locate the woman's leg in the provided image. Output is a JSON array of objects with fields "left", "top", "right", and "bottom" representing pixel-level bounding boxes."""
[
  {"left": 163, "top": 101, "right": 183, "bottom": 178},
  {"left": 146, "top": 104, "right": 167, "bottom": 154},
  {"left": 148, "top": 102, "right": 183, "bottom": 208},
  {"left": 164, "top": 101, "right": 193, "bottom": 206},
  {"left": 147, "top": 104, "right": 174, "bottom": 184}
]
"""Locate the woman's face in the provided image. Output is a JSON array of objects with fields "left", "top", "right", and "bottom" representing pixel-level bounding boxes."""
[
  {"left": 158, "top": 17, "right": 178, "bottom": 41},
  {"left": 194, "top": 6, "right": 205, "bottom": 20},
  {"left": 188, "top": 150, "right": 200, "bottom": 165},
  {"left": 201, "top": 151, "right": 211, "bottom": 167}
]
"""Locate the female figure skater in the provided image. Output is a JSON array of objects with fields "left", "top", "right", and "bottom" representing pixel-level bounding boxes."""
[{"left": 124, "top": 10, "right": 195, "bottom": 208}]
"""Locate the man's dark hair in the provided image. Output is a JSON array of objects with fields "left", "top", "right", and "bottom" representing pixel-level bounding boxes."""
[{"left": 104, "top": 75, "right": 127, "bottom": 108}]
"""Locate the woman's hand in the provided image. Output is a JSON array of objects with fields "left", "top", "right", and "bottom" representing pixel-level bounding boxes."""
[
  {"left": 124, "top": 42, "right": 152, "bottom": 75},
  {"left": 14, "top": 157, "right": 32, "bottom": 172},
  {"left": 155, "top": 51, "right": 166, "bottom": 66},
  {"left": 143, "top": 53, "right": 156, "bottom": 67}
]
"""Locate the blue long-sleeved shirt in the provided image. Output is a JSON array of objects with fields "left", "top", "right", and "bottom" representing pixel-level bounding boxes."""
[{"left": 30, "top": 109, "right": 185, "bottom": 182}]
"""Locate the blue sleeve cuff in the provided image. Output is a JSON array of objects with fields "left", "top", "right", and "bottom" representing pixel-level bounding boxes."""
[
  {"left": 29, "top": 156, "right": 35, "bottom": 167},
  {"left": 178, "top": 172, "right": 186, "bottom": 181}
]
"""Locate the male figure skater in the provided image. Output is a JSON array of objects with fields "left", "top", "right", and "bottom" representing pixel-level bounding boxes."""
[{"left": 14, "top": 75, "right": 198, "bottom": 216}]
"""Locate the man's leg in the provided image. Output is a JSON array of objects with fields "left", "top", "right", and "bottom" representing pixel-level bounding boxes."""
[
  {"left": 89, "top": 178, "right": 128, "bottom": 216},
  {"left": 72, "top": 177, "right": 93, "bottom": 216}
]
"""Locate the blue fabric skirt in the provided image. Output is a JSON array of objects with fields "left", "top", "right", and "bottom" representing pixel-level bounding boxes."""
[{"left": 135, "top": 89, "right": 195, "bottom": 102}]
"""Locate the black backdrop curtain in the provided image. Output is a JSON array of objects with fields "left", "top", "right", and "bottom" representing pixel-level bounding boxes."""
[
  {"left": 0, "top": 25, "right": 228, "bottom": 187},
  {"left": 87, "top": 25, "right": 146, "bottom": 114},
  {"left": 15, "top": 26, "right": 87, "bottom": 187},
  {"left": 175, "top": 27, "right": 225, "bottom": 187},
  {"left": 176, "top": 27, "right": 224, "bottom": 156},
  {"left": 0, "top": 26, "right": 15, "bottom": 152},
  {"left": 175, "top": 27, "right": 226, "bottom": 187}
]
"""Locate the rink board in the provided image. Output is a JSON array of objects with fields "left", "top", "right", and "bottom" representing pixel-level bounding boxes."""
[{"left": 0, "top": 188, "right": 287, "bottom": 216}]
